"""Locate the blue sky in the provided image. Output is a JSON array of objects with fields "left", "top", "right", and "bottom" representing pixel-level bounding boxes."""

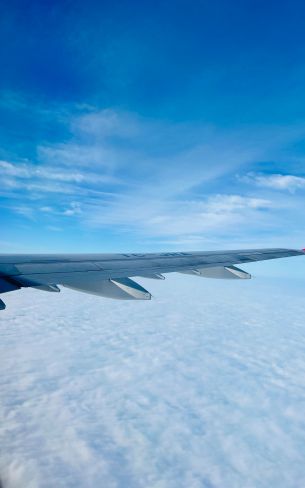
[{"left": 1, "top": 0, "right": 305, "bottom": 255}]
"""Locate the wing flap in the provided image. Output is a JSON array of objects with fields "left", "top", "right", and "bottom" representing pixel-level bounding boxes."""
[{"left": 181, "top": 266, "right": 251, "bottom": 279}]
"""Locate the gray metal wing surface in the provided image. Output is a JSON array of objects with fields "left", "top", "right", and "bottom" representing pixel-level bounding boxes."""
[{"left": 0, "top": 248, "right": 304, "bottom": 309}]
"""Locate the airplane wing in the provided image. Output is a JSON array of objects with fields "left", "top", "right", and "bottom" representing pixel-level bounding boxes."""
[{"left": 0, "top": 248, "right": 304, "bottom": 309}]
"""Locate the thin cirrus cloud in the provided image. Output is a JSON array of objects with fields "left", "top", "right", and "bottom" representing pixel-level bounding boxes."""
[
  {"left": 0, "top": 160, "right": 117, "bottom": 186},
  {"left": 85, "top": 194, "right": 274, "bottom": 238},
  {"left": 240, "top": 172, "right": 305, "bottom": 192},
  {"left": 2, "top": 106, "right": 305, "bottom": 247}
]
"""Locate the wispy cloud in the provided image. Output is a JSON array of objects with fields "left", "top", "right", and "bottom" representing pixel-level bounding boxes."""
[
  {"left": 2, "top": 105, "right": 305, "bottom": 247},
  {"left": 63, "top": 202, "right": 83, "bottom": 216},
  {"left": 240, "top": 172, "right": 305, "bottom": 192},
  {"left": 0, "top": 160, "right": 117, "bottom": 186},
  {"left": 86, "top": 194, "right": 274, "bottom": 238}
]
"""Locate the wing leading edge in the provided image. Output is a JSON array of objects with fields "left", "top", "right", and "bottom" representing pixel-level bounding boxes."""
[{"left": 0, "top": 248, "right": 304, "bottom": 310}]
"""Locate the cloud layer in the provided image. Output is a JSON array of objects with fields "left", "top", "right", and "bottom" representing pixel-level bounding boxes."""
[{"left": 1, "top": 274, "right": 305, "bottom": 487}]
